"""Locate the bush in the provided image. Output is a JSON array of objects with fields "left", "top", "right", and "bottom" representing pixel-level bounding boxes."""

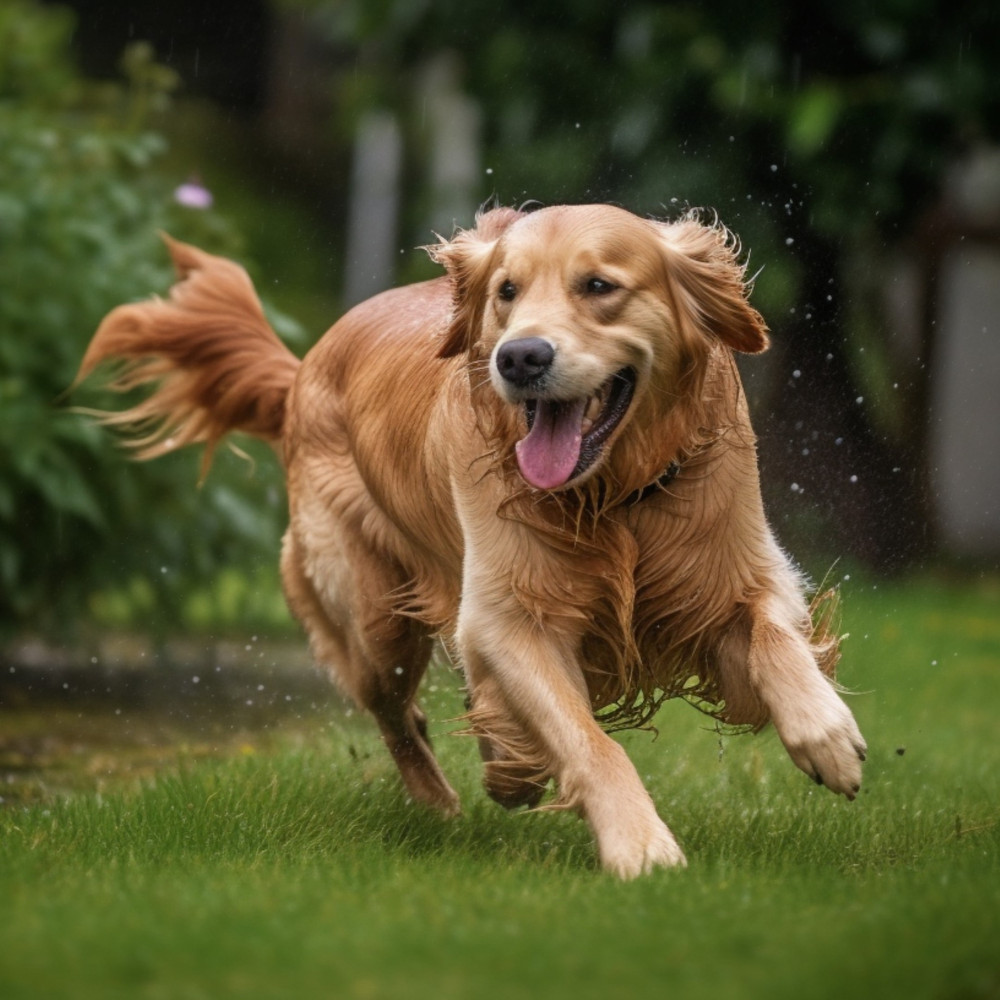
[{"left": 0, "top": 2, "right": 292, "bottom": 636}]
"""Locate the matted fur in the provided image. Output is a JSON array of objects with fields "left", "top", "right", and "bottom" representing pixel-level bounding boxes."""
[{"left": 77, "top": 205, "right": 866, "bottom": 878}]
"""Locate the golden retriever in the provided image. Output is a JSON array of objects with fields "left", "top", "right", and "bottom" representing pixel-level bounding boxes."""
[{"left": 77, "top": 204, "right": 866, "bottom": 877}]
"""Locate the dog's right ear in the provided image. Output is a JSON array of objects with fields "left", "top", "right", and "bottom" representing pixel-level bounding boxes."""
[{"left": 427, "top": 207, "right": 523, "bottom": 358}]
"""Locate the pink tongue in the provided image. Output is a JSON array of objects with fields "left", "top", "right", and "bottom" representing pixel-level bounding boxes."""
[{"left": 515, "top": 398, "right": 586, "bottom": 489}]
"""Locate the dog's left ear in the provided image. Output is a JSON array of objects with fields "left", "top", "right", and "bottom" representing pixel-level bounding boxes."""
[
  {"left": 427, "top": 207, "right": 524, "bottom": 358},
  {"left": 654, "top": 217, "right": 769, "bottom": 355}
]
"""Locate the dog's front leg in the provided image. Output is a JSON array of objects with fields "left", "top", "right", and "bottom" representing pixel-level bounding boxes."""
[
  {"left": 458, "top": 600, "right": 686, "bottom": 878},
  {"left": 744, "top": 568, "right": 867, "bottom": 799}
]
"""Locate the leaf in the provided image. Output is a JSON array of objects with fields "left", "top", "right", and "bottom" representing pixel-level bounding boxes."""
[{"left": 787, "top": 86, "right": 843, "bottom": 158}]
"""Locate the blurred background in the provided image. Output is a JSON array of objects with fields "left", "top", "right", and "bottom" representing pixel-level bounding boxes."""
[{"left": 1, "top": 0, "right": 999, "bottom": 650}]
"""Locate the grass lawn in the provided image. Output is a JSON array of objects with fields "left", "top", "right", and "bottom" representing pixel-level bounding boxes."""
[{"left": 1, "top": 574, "right": 998, "bottom": 999}]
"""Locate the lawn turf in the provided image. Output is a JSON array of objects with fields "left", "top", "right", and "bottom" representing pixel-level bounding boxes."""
[{"left": 1, "top": 574, "right": 998, "bottom": 999}]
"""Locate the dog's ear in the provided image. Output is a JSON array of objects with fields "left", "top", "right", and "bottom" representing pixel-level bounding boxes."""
[
  {"left": 654, "top": 216, "right": 769, "bottom": 355},
  {"left": 428, "top": 207, "right": 524, "bottom": 358}
]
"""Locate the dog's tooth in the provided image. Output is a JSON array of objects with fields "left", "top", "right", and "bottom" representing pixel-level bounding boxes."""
[{"left": 580, "top": 393, "right": 602, "bottom": 436}]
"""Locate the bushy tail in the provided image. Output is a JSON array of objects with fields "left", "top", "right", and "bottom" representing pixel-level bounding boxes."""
[{"left": 75, "top": 234, "right": 301, "bottom": 471}]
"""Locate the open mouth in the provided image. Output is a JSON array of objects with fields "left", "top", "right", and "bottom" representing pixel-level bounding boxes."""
[{"left": 515, "top": 367, "right": 636, "bottom": 490}]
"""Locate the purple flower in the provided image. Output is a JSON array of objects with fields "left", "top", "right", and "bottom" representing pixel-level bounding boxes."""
[{"left": 174, "top": 180, "right": 213, "bottom": 210}]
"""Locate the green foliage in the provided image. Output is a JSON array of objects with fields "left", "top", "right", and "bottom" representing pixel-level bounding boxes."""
[
  {"left": 0, "top": 2, "right": 292, "bottom": 635},
  {"left": 4, "top": 0, "right": 997, "bottom": 632},
  {"left": 300, "top": 0, "right": 991, "bottom": 285},
  {"left": 0, "top": 0, "right": 77, "bottom": 103},
  {"left": 357, "top": 0, "right": 1000, "bottom": 567},
  {"left": 301, "top": 0, "right": 1000, "bottom": 454}
]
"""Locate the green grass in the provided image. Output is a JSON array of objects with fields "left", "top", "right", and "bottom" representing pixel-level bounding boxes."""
[{"left": 1, "top": 574, "right": 998, "bottom": 999}]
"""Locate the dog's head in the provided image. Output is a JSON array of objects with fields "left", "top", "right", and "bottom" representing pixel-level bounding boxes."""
[{"left": 431, "top": 204, "right": 768, "bottom": 493}]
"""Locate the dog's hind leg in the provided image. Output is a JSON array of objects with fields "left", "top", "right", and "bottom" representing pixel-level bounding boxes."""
[
  {"left": 462, "top": 666, "right": 551, "bottom": 810},
  {"left": 281, "top": 532, "right": 460, "bottom": 816}
]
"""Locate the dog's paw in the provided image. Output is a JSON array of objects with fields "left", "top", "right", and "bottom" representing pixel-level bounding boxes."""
[
  {"left": 777, "top": 697, "right": 867, "bottom": 800},
  {"left": 598, "top": 817, "right": 688, "bottom": 880}
]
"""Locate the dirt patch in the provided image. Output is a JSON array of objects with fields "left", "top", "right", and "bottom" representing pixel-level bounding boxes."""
[{"left": 0, "top": 637, "right": 344, "bottom": 805}]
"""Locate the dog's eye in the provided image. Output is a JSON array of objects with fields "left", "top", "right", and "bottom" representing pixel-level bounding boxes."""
[
  {"left": 585, "top": 277, "right": 618, "bottom": 296},
  {"left": 498, "top": 280, "right": 517, "bottom": 302}
]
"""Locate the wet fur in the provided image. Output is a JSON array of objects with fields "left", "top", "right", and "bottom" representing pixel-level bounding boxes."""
[{"left": 77, "top": 204, "right": 865, "bottom": 877}]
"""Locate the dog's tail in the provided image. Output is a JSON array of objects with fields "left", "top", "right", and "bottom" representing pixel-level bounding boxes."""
[{"left": 75, "top": 235, "right": 301, "bottom": 472}]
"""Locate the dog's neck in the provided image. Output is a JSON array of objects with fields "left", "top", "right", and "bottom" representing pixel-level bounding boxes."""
[
  {"left": 588, "top": 460, "right": 681, "bottom": 511},
  {"left": 620, "top": 461, "right": 681, "bottom": 506}
]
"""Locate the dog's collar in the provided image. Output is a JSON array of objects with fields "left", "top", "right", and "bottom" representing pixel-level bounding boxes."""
[
  {"left": 621, "top": 460, "right": 680, "bottom": 506},
  {"left": 579, "top": 460, "right": 681, "bottom": 509}
]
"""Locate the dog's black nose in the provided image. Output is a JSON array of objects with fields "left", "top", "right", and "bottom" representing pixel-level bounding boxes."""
[{"left": 495, "top": 337, "right": 555, "bottom": 386}]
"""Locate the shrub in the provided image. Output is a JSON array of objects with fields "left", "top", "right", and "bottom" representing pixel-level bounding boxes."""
[{"left": 0, "top": 2, "right": 290, "bottom": 636}]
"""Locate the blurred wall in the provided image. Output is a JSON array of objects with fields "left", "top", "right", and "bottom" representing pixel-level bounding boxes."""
[{"left": 931, "top": 243, "right": 1000, "bottom": 553}]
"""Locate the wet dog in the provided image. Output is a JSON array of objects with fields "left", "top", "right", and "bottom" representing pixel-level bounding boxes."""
[{"left": 77, "top": 204, "right": 865, "bottom": 877}]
